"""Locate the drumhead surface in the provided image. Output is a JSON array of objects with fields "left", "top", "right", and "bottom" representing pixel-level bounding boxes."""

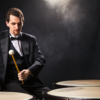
[
  {"left": 48, "top": 87, "right": 100, "bottom": 99},
  {"left": 56, "top": 80, "right": 100, "bottom": 87},
  {"left": 0, "top": 92, "right": 33, "bottom": 100}
]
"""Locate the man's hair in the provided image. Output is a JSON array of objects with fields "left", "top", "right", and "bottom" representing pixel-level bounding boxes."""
[{"left": 5, "top": 8, "right": 24, "bottom": 22}]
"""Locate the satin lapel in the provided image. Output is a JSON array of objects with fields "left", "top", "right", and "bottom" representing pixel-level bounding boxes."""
[
  {"left": 21, "top": 35, "right": 29, "bottom": 56},
  {"left": 0, "top": 37, "right": 9, "bottom": 69}
]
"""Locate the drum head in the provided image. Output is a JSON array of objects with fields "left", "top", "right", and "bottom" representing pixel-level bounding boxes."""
[
  {"left": 0, "top": 92, "right": 33, "bottom": 100},
  {"left": 47, "top": 87, "right": 100, "bottom": 99},
  {"left": 56, "top": 80, "right": 100, "bottom": 87}
]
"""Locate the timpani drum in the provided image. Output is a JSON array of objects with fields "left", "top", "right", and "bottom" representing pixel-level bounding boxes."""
[
  {"left": 0, "top": 92, "right": 33, "bottom": 100},
  {"left": 55, "top": 80, "right": 100, "bottom": 88},
  {"left": 47, "top": 87, "right": 100, "bottom": 100}
]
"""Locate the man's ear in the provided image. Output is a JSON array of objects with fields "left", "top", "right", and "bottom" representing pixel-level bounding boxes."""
[
  {"left": 6, "top": 21, "right": 9, "bottom": 27},
  {"left": 22, "top": 22, "right": 24, "bottom": 26}
]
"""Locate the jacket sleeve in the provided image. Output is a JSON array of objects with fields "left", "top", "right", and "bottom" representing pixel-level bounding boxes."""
[{"left": 28, "top": 37, "right": 46, "bottom": 76}]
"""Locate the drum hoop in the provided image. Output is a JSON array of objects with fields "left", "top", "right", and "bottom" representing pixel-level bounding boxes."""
[
  {"left": 47, "top": 93, "right": 66, "bottom": 100},
  {"left": 55, "top": 84, "right": 75, "bottom": 88},
  {"left": 55, "top": 84, "right": 100, "bottom": 88},
  {"left": 47, "top": 93, "right": 100, "bottom": 100},
  {"left": 55, "top": 80, "right": 100, "bottom": 88}
]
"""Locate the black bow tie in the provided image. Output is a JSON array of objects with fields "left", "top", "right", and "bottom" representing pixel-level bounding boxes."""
[{"left": 10, "top": 36, "right": 21, "bottom": 40}]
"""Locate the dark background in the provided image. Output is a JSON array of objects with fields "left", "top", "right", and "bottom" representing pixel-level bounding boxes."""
[{"left": 0, "top": 0, "right": 100, "bottom": 89}]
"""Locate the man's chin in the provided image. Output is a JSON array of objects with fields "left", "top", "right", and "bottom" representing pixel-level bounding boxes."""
[{"left": 14, "top": 32, "right": 20, "bottom": 36}]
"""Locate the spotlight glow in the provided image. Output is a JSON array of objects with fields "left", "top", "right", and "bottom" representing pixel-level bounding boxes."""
[
  {"left": 44, "top": 0, "right": 84, "bottom": 22},
  {"left": 44, "top": 0, "right": 70, "bottom": 9}
]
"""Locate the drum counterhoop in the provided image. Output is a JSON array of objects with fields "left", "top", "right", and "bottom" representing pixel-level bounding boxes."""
[
  {"left": 55, "top": 80, "right": 100, "bottom": 88},
  {"left": 0, "top": 92, "right": 33, "bottom": 100},
  {"left": 47, "top": 87, "right": 100, "bottom": 100}
]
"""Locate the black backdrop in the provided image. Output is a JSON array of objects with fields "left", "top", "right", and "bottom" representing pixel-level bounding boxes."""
[{"left": 0, "top": 0, "right": 100, "bottom": 89}]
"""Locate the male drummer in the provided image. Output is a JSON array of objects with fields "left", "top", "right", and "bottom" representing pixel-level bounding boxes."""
[{"left": 0, "top": 8, "right": 50, "bottom": 100}]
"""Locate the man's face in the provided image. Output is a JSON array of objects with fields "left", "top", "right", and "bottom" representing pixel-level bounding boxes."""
[{"left": 6, "top": 15, "right": 23, "bottom": 36}]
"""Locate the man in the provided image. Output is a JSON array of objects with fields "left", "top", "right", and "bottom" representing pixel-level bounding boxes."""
[{"left": 0, "top": 8, "right": 50, "bottom": 100}]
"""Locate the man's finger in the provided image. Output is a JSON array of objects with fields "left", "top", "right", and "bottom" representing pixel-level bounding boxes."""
[{"left": 20, "top": 70, "right": 25, "bottom": 75}]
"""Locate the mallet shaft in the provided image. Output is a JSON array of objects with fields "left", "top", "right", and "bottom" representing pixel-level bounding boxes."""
[{"left": 11, "top": 55, "right": 24, "bottom": 84}]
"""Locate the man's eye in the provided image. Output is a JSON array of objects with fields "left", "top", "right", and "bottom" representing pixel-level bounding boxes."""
[{"left": 12, "top": 23, "right": 15, "bottom": 25}]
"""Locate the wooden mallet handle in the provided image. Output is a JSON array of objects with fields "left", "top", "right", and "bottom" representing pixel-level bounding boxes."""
[{"left": 9, "top": 50, "right": 24, "bottom": 84}]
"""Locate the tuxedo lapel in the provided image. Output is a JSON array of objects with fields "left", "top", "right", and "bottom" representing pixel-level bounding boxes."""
[
  {"left": 21, "top": 34, "right": 29, "bottom": 56},
  {"left": 0, "top": 37, "right": 9, "bottom": 69},
  {"left": 21, "top": 34, "right": 30, "bottom": 67}
]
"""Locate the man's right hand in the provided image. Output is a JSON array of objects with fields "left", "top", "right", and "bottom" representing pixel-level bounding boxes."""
[{"left": 18, "top": 69, "right": 31, "bottom": 81}]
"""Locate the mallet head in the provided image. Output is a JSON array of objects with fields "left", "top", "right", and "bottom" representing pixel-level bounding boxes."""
[{"left": 9, "top": 50, "right": 14, "bottom": 55}]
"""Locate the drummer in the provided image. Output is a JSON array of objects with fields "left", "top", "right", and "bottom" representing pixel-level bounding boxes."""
[{"left": 0, "top": 8, "right": 50, "bottom": 100}]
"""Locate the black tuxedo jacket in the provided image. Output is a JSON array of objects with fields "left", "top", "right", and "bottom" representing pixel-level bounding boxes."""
[{"left": 0, "top": 30, "right": 45, "bottom": 90}]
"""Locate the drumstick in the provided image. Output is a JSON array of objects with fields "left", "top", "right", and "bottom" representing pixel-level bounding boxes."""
[{"left": 9, "top": 50, "right": 24, "bottom": 84}]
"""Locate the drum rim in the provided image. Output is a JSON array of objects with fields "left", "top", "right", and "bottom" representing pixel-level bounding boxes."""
[
  {"left": 0, "top": 91, "right": 33, "bottom": 99},
  {"left": 55, "top": 84, "right": 100, "bottom": 88},
  {"left": 47, "top": 93, "right": 66, "bottom": 100},
  {"left": 55, "top": 80, "right": 100, "bottom": 87},
  {"left": 47, "top": 87, "right": 100, "bottom": 99},
  {"left": 47, "top": 93, "right": 100, "bottom": 100}
]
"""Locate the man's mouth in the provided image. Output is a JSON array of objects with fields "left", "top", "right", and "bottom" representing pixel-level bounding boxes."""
[{"left": 15, "top": 30, "right": 19, "bottom": 32}]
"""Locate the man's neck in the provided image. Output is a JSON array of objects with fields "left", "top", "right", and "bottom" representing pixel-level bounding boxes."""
[{"left": 9, "top": 31, "right": 22, "bottom": 37}]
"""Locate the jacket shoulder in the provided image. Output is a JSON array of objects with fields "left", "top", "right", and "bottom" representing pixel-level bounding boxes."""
[
  {"left": 0, "top": 30, "right": 9, "bottom": 39},
  {"left": 22, "top": 32, "right": 36, "bottom": 40}
]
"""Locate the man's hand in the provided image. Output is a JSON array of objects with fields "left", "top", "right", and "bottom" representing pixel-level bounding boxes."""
[{"left": 18, "top": 69, "right": 31, "bottom": 81}]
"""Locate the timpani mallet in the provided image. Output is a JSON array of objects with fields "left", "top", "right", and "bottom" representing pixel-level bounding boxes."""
[{"left": 9, "top": 50, "right": 24, "bottom": 84}]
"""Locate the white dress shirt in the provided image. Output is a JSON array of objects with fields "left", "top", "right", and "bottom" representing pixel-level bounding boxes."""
[{"left": 9, "top": 32, "right": 23, "bottom": 56}]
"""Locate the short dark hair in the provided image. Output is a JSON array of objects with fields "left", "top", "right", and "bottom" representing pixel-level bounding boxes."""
[{"left": 5, "top": 8, "right": 24, "bottom": 22}]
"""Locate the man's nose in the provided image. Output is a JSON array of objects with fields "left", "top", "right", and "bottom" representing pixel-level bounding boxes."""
[{"left": 15, "top": 24, "right": 19, "bottom": 29}]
